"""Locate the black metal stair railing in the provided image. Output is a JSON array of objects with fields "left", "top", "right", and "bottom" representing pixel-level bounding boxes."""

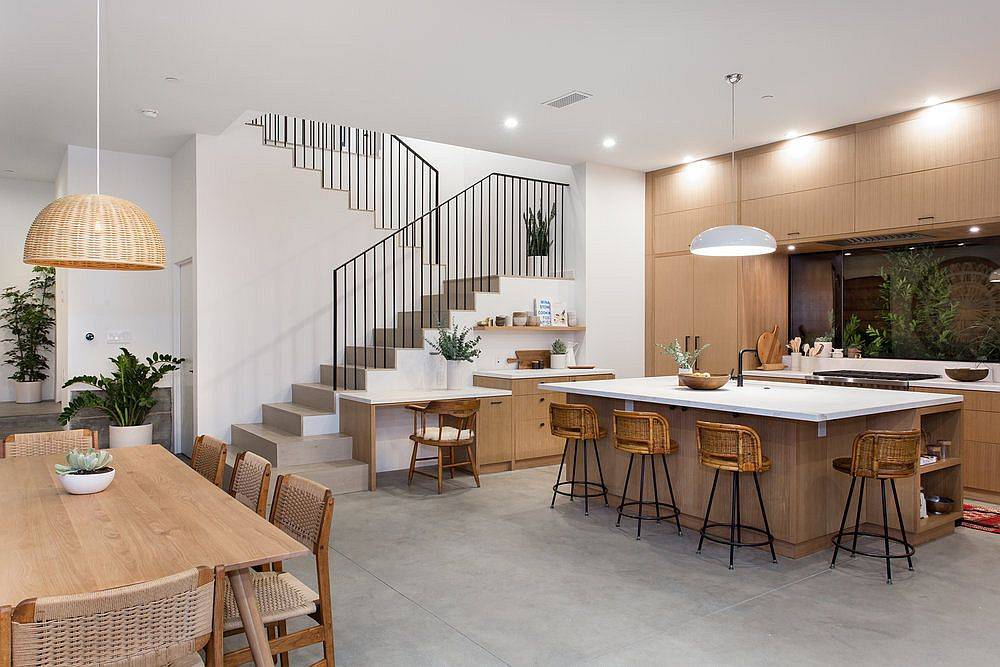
[{"left": 334, "top": 172, "right": 569, "bottom": 390}]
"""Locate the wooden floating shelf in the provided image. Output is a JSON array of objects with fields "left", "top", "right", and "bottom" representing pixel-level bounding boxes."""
[
  {"left": 474, "top": 326, "right": 586, "bottom": 332},
  {"left": 918, "top": 458, "right": 961, "bottom": 474},
  {"left": 918, "top": 509, "right": 963, "bottom": 531}
]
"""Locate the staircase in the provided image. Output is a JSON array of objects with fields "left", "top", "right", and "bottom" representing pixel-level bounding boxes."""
[{"left": 231, "top": 113, "right": 569, "bottom": 494}]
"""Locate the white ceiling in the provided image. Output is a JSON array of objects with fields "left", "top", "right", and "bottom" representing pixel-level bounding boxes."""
[{"left": 4, "top": 0, "right": 1000, "bottom": 182}]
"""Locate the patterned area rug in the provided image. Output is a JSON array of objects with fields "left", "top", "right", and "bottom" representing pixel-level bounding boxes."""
[{"left": 963, "top": 504, "right": 1000, "bottom": 534}]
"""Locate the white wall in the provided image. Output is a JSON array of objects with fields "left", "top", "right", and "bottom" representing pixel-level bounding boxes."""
[
  {"left": 0, "top": 177, "right": 58, "bottom": 401},
  {"left": 60, "top": 146, "right": 173, "bottom": 394}
]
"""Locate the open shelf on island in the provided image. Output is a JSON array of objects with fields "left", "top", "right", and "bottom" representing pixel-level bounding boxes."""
[
  {"left": 474, "top": 326, "right": 586, "bottom": 332},
  {"left": 918, "top": 458, "right": 961, "bottom": 475}
]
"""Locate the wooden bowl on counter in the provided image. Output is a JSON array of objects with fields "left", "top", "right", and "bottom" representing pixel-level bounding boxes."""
[
  {"left": 945, "top": 367, "right": 989, "bottom": 382},
  {"left": 678, "top": 373, "right": 730, "bottom": 390}
]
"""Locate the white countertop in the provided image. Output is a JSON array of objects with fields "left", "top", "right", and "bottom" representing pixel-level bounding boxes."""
[
  {"left": 473, "top": 368, "right": 614, "bottom": 379},
  {"left": 338, "top": 387, "right": 511, "bottom": 405},
  {"left": 538, "top": 376, "right": 962, "bottom": 423},
  {"left": 743, "top": 369, "right": 1000, "bottom": 393}
]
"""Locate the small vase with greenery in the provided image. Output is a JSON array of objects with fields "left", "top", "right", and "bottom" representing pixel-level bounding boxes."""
[
  {"left": 550, "top": 338, "right": 568, "bottom": 369},
  {"left": 429, "top": 325, "right": 482, "bottom": 389},
  {"left": 59, "top": 348, "right": 184, "bottom": 447},
  {"left": 1, "top": 267, "right": 55, "bottom": 404},
  {"left": 656, "top": 338, "right": 710, "bottom": 373},
  {"left": 523, "top": 202, "right": 557, "bottom": 276}
]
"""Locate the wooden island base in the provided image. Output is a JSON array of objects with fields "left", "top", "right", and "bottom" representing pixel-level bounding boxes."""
[{"left": 574, "top": 395, "right": 963, "bottom": 558}]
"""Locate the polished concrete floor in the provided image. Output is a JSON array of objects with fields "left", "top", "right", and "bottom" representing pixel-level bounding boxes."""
[{"left": 266, "top": 465, "right": 999, "bottom": 665}]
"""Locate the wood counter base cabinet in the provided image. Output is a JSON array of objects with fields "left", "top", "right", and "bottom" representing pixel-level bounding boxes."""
[{"left": 474, "top": 374, "right": 615, "bottom": 471}]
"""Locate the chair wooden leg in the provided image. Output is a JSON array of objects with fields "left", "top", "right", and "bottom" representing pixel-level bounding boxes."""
[
  {"left": 448, "top": 447, "right": 455, "bottom": 479},
  {"left": 277, "top": 620, "right": 290, "bottom": 667},
  {"left": 467, "top": 444, "right": 481, "bottom": 487},
  {"left": 437, "top": 447, "right": 444, "bottom": 494},
  {"left": 322, "top": 619, "right": 335, "bottom": 666},
  {"left": 407, "top": 443, "right": 418, "bottom": 485}
]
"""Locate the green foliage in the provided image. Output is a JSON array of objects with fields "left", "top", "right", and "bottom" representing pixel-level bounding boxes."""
[
  {"left": 656, "top": 338, "right": 710, "bottom": 369},
  {"left": 842, "top": 314, "right": 863, "bottom": 350},
  {"left": 551, "top": 338, "right": 567, "bottom": 355},
  {"left": 1, "top": 267, "right": 55, "bottom": 382},
  {"left": 523, "top": 202, "right": 557, "bottom": 257},
  {"left": 428, "top": 325, "right": 482, "bottom": 362},
  {"left": 55, "top": 448, "right": 114, "bottom": 475},
  {"left": 59, "top": 348, "right": 184, "bottom": 427}
]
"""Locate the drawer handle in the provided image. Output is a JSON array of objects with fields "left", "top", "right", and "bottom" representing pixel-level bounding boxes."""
[
  {"left": 539, "top": 422, "right": 545, "bottom": 428},
  {"left": 786, "top": 231, "right": 801, "bottom": 236},
  {"left": 539, "top": 397, "right": 545, "bottom": 403},
  {"left": 490, "top": 401, "right": 502, "bottom": 405},
  {"left": 917, "top": 216, "right": 935, "bottom": 221}
]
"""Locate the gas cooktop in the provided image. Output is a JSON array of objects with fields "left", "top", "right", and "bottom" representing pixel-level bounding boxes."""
[{"left": 812, "top": 370, "right": 940, "bottom": 381}]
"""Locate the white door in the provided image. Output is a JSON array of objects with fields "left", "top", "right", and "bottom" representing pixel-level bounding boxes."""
[{"left": 175, "top": 259, "right": 196, "bottom": 456}]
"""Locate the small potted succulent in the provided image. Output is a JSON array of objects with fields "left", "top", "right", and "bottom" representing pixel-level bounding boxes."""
[
  {"left": 656, "top": 338, "right": 710, "bottom": 374},
  {"left": 523, "top": 202, "right": 557, "bottom": 277},
  {"left": 55, "top": 448, "right": 115, "bottom": 495},
  {"left": 1, "top": 267, "right": 55, "bottom": 404},
  {"left": 550, "top": 338, "right": 568, "bottom": 369},
  {"left": 429, "top": 325, "right": 482, "bottom": 389},
  {"left": 59, "top": 348, "right": 184, "bottom": 447}
]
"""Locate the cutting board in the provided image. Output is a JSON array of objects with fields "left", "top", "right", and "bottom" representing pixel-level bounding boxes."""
[
  {"left": 507, "top": 349, "right": 551, "bottom": 369},
  {"left": 755, "top": 325, "right": 785, "bottom": 370}
]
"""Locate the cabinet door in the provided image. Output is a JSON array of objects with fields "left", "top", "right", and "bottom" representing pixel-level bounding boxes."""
[
  {"left": 741, "top": 183, "right": 854, "bottom": 241},
  {"left": 692, "top": 256, "right": 739, "bottom": 374},
  {"left": 515, "top": 418, "right": 566, "bottom": 460},
  {"left": 651, "top": 158, "right": 734, "bottom": 214},
  {"left": 652, "top": 204, "right": 737, "bottom": 254},
  {"left": 650, "top": 255, "right": 694, "bottom": 375},
  {"left": 476, "top": 396, "right": 512, "bottom": 465}
]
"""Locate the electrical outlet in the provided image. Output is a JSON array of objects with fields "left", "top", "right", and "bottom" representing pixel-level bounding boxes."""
[{"left": 106, "top": 330, "right": 132, "bottom": 344}]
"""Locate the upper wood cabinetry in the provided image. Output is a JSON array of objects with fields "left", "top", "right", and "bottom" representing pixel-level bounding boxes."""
[
  {"left": 651, "top": 157, "right": 734, "bottom": 215},
  {"left": 741, "top": 183, "right": 854, "bottom": 241},
  {"left": 651, "top": 203, "right": 735, "bottom": 254}
]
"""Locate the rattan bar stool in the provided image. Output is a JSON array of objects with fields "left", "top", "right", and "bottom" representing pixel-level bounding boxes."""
[
  {"left": 830, "top": 429, "right": 920, "bottom": 584},
  {"left": 549, "top": 402, "right": 609, "bottom": 516},
  {"left": 695, "top": 420, "right": 777, "bottom": 569},
  {"left": 612, "top": 410, "right": 682, "bottom": 539}
]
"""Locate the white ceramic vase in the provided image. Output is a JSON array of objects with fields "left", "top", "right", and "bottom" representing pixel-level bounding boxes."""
[
  {"left": 58, "top": 468, "right": 115, "bottom": 495},
  {"left": 550, "top": 354, "right": 567, "bottom": 369},
  {"left": 446, "top": 360, "right": 474, "bottom": 389},
  {"left": 678, "top": 366, "right": 693, "bottom": 375},
  {"left": 13, "top": 380, "right": 42, "bottom": 404},
  {"left": 109, "top": 423, "right": 153, "bottom": 448}
]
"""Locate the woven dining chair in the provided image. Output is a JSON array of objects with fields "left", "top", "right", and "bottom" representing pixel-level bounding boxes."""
[
  {"left": 2, "top": 565, "right": 225, "bottom": 667},
  {"left": 406, "top": 399, "right": 482, "bottom": 494},
  {"left": 228, "top": 450, "right": 272, "bottom": 517},
  {"left": 0, "top": 429, "right": 98, "bottom": 458},
  {"left": 222, "top": 474, "right": 335, "bottom": 667},
  {"left": 191, "top": 435, "right": 227, "bottom": 487}
]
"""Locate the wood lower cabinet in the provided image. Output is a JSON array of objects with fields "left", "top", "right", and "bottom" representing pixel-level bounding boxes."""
[{"left": 475, "top": 396, "right": 512, "bottom": 465}]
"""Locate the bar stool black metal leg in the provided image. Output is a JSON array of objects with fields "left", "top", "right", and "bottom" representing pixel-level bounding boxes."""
[
  {"left": 650, "top": 455, "right": 662, "bottom": 523},
  {"left": 890, "top": 479, "right": 914, "bottom": 571},
  {"left": 662, "top": 454, "right": 682, "bottom": 535},
  {"left": 830, "top": 476, "right": 857, "bottom": 569},
  {"left": 735, "top": 471, "right": 743, "bottom": 546},
  {"left": 551, "top": 438, "right": 570, "bottom": 508},
  {"left": 569, "top": 439, "right": 579, "bottom": 501},
  {"left": 617, "top": 454, "right": 634, "bottom": 527},
  {"left": 728, "top": 472, "right": 737, "bottom": 569},
  {"left": 753, "top": 471, "right": 778, "bottom": 563},
  {"left": 851, "top": 477, "right": 866, "bottom": 558},
  {"left": 881, "top": 479, "right": 892, "bottom": 584},
  {"left": 698, "top": 469, "right": 720, "bottom": 554},
  {"left": 637, "top": 452, "right": 646, "bottom": 540},
  {"left": 583, "top": 439, "right": 590, "bottom": 516},
  {"left": 592, "top": 439, "right": 610, "bottom": 506}
]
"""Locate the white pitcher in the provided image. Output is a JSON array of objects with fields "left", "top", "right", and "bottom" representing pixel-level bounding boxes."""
[{"left": 565, "top": 341, "right": 578, "bottom": 367}]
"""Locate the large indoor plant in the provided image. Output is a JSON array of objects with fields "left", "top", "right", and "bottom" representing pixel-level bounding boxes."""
[
  {"left": 59, "top": 348, "right": 184, "bottom": 447},
  {"left": 429, "top": 325, "right": 482, "bottom": 389},
  {"left": 1, "top": 267, "right": 55, "bottom": 403},
  {"left": 523, "top": 202, "right": 557, "bottom": 277}
]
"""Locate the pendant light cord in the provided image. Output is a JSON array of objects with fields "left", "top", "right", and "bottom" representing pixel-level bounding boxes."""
[
  {"left": 96, "top": 0, "right": 100, "bottom": 195},
  {"left": 728, "top": 73, "right": 740, "bottom": 227}
]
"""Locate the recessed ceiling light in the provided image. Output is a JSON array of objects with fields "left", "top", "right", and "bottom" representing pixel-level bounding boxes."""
[
  {"left": 787, "top": 245, "right": 796, "bottom": 251},
  {"left": 681, "top": 155, "right": 694, "bottom": 163},
  {"left": 924, "top": 96, "right": 943, "bottom": 107},
  {"left": 970, "top": 226, "right": 981, "bottom": 233},
  {"left": 785, "top": 129, "right": 800, "bottom": 139},
  {"left": 602, "top": 137, "right": 616, "bottom": 148},
  {"left": 761, "top": 94, "right": 774, "bottom": 101},
  {"left": 503, "top": 117, "right": 518, "bottom": 129},
  {"left": 140, "top": 108, "right": 159, "bottom": 119},
  {"left": 164, "top": 76, "right": 179, "bottom": 83}
]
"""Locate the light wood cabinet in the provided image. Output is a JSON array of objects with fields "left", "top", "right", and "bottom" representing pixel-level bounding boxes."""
[
  {"left": 651, "top": 204, "right": 731, "bottom": 254},
  {"left": 476, "top": 396, "right": 512, "bottom": 465},
  {"left": 740, "top": 132, "right": 855, "bottom": 200},
  {"left": 651, "top": 158, "right": 734, "bottom": 215},
  {"left": 741, "top": 183, "right": 854, "bottom": 241},
  {"left": 651, "top": 255, "right": 694, "bottom": 375}
]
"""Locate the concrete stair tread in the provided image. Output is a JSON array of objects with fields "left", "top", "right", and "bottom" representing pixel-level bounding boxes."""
[
  {"left": 263, "top": 401, "right": 334, "bottom": 418},
  {"left": 233, "top": 422, "right": 349, "bottom": 446}
]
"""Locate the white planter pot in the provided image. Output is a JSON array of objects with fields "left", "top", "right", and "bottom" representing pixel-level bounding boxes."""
[
  {"left": 109, "top": 424, "right": 153, "bottom": 448},
  {"left": 528, "top": 255, "right": 549, "bottom": 277},
  {"left": 13, "top": 380, "right": 42, "bottom": 404},
  {"left": 678, "top": 366, "right": 693, "bottom": 375},
  {"left": 58, "top": 468, "right": 115, "bottom": 495},
  {"left": 550, "top": 354, "right": 567, "bottom": 369},
  {"left": 446, "top": 360, "right": 474, "bottom": 389}
]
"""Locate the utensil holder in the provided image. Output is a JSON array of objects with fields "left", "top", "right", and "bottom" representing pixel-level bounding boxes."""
[{"left": 790, "top": 352, "right": 802, "bottom": 371}]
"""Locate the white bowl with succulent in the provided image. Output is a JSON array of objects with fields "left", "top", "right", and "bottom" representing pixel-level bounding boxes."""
[
  {"left": 656, "top": 338, "right": 710, "bottom": 374},
  {"left": 55, "top": 448, "right": 115, "bottom": 495}
]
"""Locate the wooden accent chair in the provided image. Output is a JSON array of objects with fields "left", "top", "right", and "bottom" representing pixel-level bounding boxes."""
[
  {"left": 0, "top": 429, "right": 98, "bottom": 458},
  {"left": 191, "top": 434, "right": 227, "bottom": 487},
  {"left": 549, "top": 402, "right": 609, "bottom": 515},
  {"left": 2, "top": 565, "right": 225, "bottom": 667},
  {"left": 222, "top": 474, "right": 335, "bottom": 666},
  {"left": 612, "top": 410, "right": 682, "bottom": 539},
  {"left": 406, "top": 399, "right": 482, "bottom": 494},
  {"left": 228, "top": 450, "right": 272, "bottom": 517},
  {"left": 830, "top": 429, "right": 921, "bottom": 584},
  {"left": 695, "top": 421, "right": 777, "bottom": 569}
]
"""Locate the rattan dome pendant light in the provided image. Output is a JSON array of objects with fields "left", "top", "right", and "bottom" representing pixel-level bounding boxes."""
[{"left": 23, "top": 0, "right": 165, "bottom": 271}]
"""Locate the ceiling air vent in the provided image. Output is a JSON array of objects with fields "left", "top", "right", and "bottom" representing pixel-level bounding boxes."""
[
  {"left": 825, "top": 232, "right": 934, "bottom": 247},
  {"left": 542, "top": 91, "right": 592, "bottom": 109}
]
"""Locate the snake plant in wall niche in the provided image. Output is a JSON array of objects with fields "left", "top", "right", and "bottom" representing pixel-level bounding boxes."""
[{"left": 524, "top": 202, "right": 557, "bottom": 276}]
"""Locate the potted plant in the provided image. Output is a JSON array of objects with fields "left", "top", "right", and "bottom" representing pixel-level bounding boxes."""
[
  {"left": 428, "top": 325, "right": 482, "bottom": 389},
  {"left": 55, "top": 448, "right": 115, "bottom": 495},
  {"left": 523, "top": 202, "right": 557, "bottom": 277},
  {"left": 1, "top": 267, "right": 55, "bottom": 403},
  {"left": 656, "top": 338, "right": 710, "bottom": 374},
  {"left": 550, "top": 338, "right": 568, "bottom": 369},
  {"left": 59, "top": 348, "right": 184, "bottom": 447}
]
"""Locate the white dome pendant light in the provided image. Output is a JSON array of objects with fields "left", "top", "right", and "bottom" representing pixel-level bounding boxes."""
[
  {"left": 23, "top": 0, "right": 165, "bottom": 270},
  {"left": 690, "top": 73, "right": 776, "bottom": 257}
]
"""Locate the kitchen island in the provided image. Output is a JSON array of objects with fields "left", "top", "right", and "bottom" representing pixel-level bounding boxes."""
[{"left": 539, "top": 376, "right": 964, "bottom": 557}]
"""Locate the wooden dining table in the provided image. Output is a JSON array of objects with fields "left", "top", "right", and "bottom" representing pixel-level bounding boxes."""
[{"left": 0, "top": 445, "right": 308, "bottom": 667}]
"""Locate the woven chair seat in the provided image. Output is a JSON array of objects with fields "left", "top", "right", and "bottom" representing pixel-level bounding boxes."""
[
  {"left": 411, "top": 426, "right": 474, "bottom": 443},
  {"left": 832, "top": 455, "right": 913, "bottom": 479},
  {"left": 701, "top": 453, "right": 772, "bottom": 473},
  {"left": 223, "top": 571, "right": 318, "bottom": 631},
  {"left": 615, "top": 438, "right": 677, "bottom": 455}
]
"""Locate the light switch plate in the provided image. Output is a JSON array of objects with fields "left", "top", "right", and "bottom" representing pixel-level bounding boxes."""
[{"left": 106, "top": 330, "right": 133, "bottom": 344}]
